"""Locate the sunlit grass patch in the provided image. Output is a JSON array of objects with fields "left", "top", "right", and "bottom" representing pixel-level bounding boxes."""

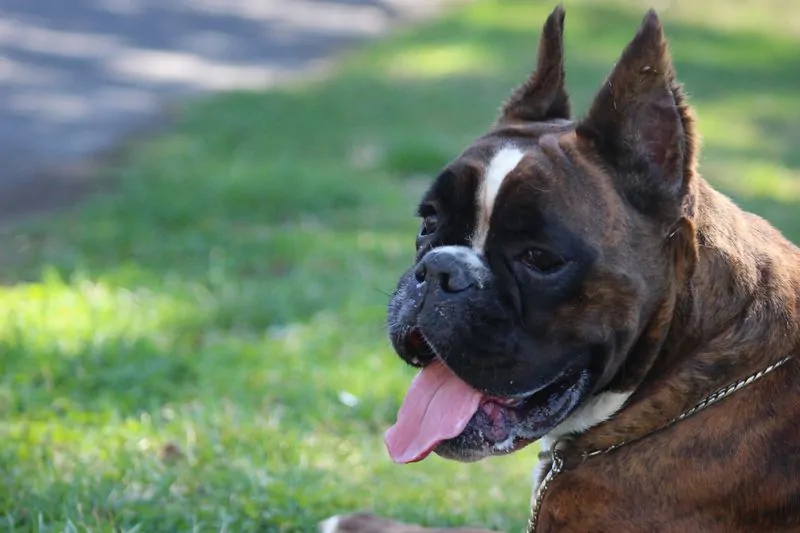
[
  {"left": 384, "top": 43, "right": 495, "bottom": 79},
  {"left": 0, "top": 269, "right": 190, "bottom": 346}
]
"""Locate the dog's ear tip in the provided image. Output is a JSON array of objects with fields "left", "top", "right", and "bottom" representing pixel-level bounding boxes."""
[
  {"left": 544, "top": 4, "right": 566, "bottom": 34},
  {"left": 637, "top": 9, "right": 667, "bottom": 42},
  {"left": 498, "top": 2, "right": 571, "bottom": 122},
  {"left": 577, "top": 7, "right": 695, "bottom": 205},
  {"left": 643, "top": 8, "right": 661, "bottom": 24},
  {"left": 619, "top": 8, "right": 670, "bottom": 68}
]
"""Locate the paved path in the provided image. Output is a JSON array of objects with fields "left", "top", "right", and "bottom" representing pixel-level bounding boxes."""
[{"left": 0, "top": 0, "right": 460, "bottom": 219}]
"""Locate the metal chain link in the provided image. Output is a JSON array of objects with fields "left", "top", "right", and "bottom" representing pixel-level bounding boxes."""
[
  {"left": 526, "top": 446, "right": 564, "bottom": 533},
  {"left": 525, "top": 355, "right": 793, "bottom": 533}
]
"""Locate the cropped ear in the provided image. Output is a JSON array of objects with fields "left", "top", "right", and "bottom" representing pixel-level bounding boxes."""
[
  {"left": 499, "top": 5, "right": 570, "bottom": 123},
  {"left": 576, "top": 10, "right": 697, "bottom": 211}
]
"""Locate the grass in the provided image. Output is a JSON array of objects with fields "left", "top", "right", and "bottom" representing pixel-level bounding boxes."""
[{"left": 0, "top": 0, "right": 799, "bottom": 531}]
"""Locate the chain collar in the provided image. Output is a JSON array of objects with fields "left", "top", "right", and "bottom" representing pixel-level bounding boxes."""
[{"left": 526, "top": 355, "right": 793, "bottom": 533}]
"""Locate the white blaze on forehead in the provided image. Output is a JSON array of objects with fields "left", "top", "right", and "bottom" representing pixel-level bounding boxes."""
[{"left": 471, "top": 145, "right": 526, "bottom": 253}]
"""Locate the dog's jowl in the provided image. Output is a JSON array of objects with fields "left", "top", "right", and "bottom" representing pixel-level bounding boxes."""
[{"left": 323, "top": 6, "right": 800, "bottom": 533}]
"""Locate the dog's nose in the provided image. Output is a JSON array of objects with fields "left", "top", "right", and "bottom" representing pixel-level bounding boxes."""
[{"left": 414, "top": 251, "right": 475, "bottom": 293}]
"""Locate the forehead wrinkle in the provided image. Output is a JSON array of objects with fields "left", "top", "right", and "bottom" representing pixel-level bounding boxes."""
[
  {"left": 538, "top": 133, "right": 564, "bottom": 158},
  {"left": 498, "top": 145, "right": 556, "bottom": 198},
  {"left": 489, "top": 146, "right": 555, "bottom": 234},
  {"left": 565, "top": 138, "right": 630, "bottom": 244},
  {"left": 494, "top": 136, "right": 619, "bottom": 249},
  {"left": 538, "top": 132, "right": 611, "bottom": 219},
  {"left": 538, "top": 132, "right": 582, "bottom": 182}
]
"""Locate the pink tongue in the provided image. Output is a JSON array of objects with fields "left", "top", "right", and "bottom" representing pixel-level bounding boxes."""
[{"left": 384, "top": 359, "right": 483, "bottom": 464}]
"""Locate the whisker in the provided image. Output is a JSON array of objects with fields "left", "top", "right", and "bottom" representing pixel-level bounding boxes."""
[{"left": 371, "top": 286, "right": 394, "bottom": 298}]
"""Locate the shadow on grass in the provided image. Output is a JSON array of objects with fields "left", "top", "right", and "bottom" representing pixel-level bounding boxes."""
[{"left": 0, "top": 0, "right": 798, "bottom": 530}]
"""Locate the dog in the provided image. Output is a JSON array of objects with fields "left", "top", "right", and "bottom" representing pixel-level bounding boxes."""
[{"left": 320, "top": 6, "right": 800, "bottom": 532}]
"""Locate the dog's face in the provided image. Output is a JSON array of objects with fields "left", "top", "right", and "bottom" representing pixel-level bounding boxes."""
[{"left": 385, "top": 7, "right": 699, "bottom": 463}]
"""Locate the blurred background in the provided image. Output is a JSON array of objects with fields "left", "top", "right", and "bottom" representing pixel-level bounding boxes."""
[{"left": 0, "top": 0, "right": 797, "bottom": 531}]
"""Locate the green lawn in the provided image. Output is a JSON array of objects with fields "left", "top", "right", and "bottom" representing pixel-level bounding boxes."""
[{"left": 1, "top": 0, "right": 799, "bottom": 531}]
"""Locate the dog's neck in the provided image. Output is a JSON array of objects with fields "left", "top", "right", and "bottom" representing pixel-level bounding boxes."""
[
  {"left": 682, "top": 180, "right": 800, "bottom": 351},
  {"left": 543, "top": 177, "right": 800, "bottom": 461}
]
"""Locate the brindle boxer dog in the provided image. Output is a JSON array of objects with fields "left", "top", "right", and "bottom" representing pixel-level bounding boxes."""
[{"left": 320, "top": 6, "right": 800, "bottom": 533}]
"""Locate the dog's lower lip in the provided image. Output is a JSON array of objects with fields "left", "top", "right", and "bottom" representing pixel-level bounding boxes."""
[
  {"left": 485, "top": 372, "right": 573, "bottom": 410},
  {"left": 512, "top": 368, "right": 579, "bottom": 402}
]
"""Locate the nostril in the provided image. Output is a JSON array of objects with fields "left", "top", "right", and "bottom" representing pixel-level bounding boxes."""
[
  {"left": 414, "top": 264, "right": 427, "bottom": 283},
  {"left": 440, "top": 270, "right": 471, "bottom": 293}
]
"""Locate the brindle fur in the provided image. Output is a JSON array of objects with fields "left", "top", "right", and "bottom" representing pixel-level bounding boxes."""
[{"left": 323, "top": 6, "right": 800, "bottom": 533}]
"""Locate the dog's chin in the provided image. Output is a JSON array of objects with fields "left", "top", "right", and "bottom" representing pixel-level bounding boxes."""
[{"left": 432, "top": 369, "right": 591, "bottom": 463}]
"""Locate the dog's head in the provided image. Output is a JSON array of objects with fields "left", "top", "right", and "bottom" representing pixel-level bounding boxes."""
[{"left": 385, "top": 7, "right": 700, "bottom": 463}]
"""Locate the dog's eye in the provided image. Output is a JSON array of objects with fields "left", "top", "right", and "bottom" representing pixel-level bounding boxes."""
[
  {"left": 420, "top": 215, "right": 438, "bottom": 237},
  {"left": 519, "top": 247, "right": 566, "bottom": 274}
]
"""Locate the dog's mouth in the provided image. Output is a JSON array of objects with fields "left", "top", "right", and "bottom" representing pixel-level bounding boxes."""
[
  {"left": 384, "top": 331, "right": 587, "bottom": 464},
  {"left": 401, "top": 329, "right": 436, "bottom": 367}
]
